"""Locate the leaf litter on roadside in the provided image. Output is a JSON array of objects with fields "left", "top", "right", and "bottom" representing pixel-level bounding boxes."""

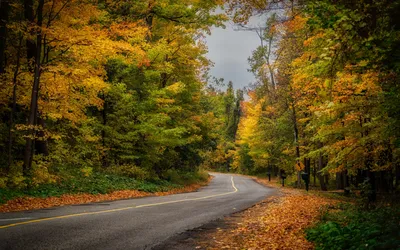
[
  {"left": 204, "top": 182, "right": 337, "bottom": 250},
  {"left": 0, "top": 181, "right": 210, "bottom": 213}
]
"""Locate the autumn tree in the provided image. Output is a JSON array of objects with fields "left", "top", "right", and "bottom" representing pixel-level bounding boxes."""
[
  {"left": 0, "top": 0, "right": 226, "bottom": 188},
  {"left": 228, "top": 0, "right": 400, "bottom": 196}
]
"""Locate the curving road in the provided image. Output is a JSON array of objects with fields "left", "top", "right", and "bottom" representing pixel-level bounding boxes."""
[{"left": 0, "top": 173, "right": 275, "bottom": 250}]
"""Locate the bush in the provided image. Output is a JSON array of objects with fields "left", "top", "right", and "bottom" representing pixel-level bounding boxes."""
[
  {"left": 108, "top": 165, "right": 150, "bottom": 181},
  {"left": 6, "top": 161, "right": 27, "bottom": 189},
  {"left": 164, "top": 169, "right": 209, "bottom": 185},
  {"left": 31, "top": 156, "right": 58, "bottom": 187},
  {"left": 306, "top": 203, "right": 400, "bottom": 249}
]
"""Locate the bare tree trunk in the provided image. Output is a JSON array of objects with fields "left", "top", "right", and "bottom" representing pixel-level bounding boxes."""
[
  {"left": 23, "top": 0, "right": 44, "bottom": 175},
  {"left": 266, "top": 36, "right": 275, "bottom": 89}
]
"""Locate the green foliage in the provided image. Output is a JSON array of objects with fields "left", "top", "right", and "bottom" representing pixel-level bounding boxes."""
[
  {"left": 107, "top": 165, "right": 151, "bottom": 181},
  {"left": 200, "top": 79, "right": 245, "bottom": 171},
  {"left": 232, "top": 143, "right": 253, "bottom": 174},
  {"left": 0, "top": 0, "right": 225, "bottom": 198},
  {"left": 0, "top": 168, "right": 208, "bottom": 204},
  {"left": 163, "top": 168, "right": 208, "bottom": 185},
  {"left": 307, "top": 204, "right": 400, "bottom": 250}
]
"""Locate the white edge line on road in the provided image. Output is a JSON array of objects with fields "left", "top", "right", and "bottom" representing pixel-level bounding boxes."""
[
  {"left": 0, "top": 176, "right": 238, "bottom": 229},
  {"left": 0, "top": 217, "right": 33, "bottom": 222}
]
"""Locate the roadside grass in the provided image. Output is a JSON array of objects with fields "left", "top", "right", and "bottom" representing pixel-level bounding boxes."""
[
  {"left": 0, "top": 168, "right": 210, "bottom": 211},
  {"left": 306, "top": 202, "right": 400, "bottom": 250}
]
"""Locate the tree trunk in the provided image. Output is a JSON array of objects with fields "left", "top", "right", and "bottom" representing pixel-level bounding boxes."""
[
  {"left": 366, "top": 169, "right": 376, "bottom": 202},
  {"left": 318, "top": 147, "right": 327, "bottom": 190},
  {"left": 101, "top": 94, "right": 108, "bottom": 168},
  {"left": 23, "top": 0, "right": 44, "bottom": 175},
  {"left": 265, "top": 36, "right": 276, "bottom": 90},
  {"left": 324, "top": 173, "right": 329, "bottom": 188},
  {"left": 24, "top": 0, "right": 35, "bottom": 63},
  {"left": 336, "top": 172, "right": 344, "bottom": 190},
  {"left": 8, "top": 35, "right": 23, "bottom": 170},
  {"left": 291, "top": 102, "right": 301, "bottom": 187},
  {"left": 0, "top": 0, "right": 9, "bottom": 73},
  {"left": 313, "top": 159, "right": 316, "bottom": 186},
  {"left": 35, "top": 116, "right": 49, "bottom": 156}
]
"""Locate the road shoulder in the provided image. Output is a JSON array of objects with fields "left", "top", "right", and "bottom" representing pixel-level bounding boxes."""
[{"left": 154, "top": 178, "right": 340, "bottom": 250}]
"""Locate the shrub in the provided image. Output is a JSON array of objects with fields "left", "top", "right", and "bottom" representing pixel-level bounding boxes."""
[
  {"left": 80, "top": 167, "right": 93, "bottom": 177},
  {"left": 306, "top": 204, "right": 400, "bottom": 250},
  {"left": 0, "top": 177, "right": 7, "bottom": 189},
  {"left": 164, "top": 169, "right": 209, "bottom": 185},
  {"left": 31, "top": 156, "right": 58, "bottom": 187},
  {"left": 109, "top": 165, "right": 150, "bottom": 181}
]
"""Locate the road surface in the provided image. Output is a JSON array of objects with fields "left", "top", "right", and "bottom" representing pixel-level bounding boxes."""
[{"left": 0, "top": 173, "right": 275, "bottom": 250}]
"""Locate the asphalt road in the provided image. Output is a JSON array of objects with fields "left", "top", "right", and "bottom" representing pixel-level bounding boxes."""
[{"left": 0, "top": 173, "right": 275, "bottom": 250}]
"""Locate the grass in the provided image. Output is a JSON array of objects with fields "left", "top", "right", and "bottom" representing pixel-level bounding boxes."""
[{"left": 306, "top": 202, "right": 400, "bottom": 250}]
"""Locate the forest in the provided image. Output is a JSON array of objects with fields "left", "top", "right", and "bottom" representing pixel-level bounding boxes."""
[
  {"left": 0, "top": 0, "right": 231, "bottom": 196},
  {"left": 0, "top": 0, "right": 399, "bottom": 248},
  {"left": 0, "top": 0, "right": 399, "bottom": 227},
  {"left": 222, "top": 0, "right": 400, "bottom": 200}
]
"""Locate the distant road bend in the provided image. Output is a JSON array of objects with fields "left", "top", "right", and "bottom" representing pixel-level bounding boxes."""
[{"left": 0, "top": 173, "right": 275, "bottom": 250}]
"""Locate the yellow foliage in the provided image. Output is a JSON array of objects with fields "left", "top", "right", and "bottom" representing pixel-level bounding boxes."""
[
  {"left": 81, "top": 167, "right": 93, "bottom": 178},
  {"left": 166, "top": 82, "right": 185, "bottom": 94},
  {"left": 0, "top": 177, "right": 7, "bottom": 189}
]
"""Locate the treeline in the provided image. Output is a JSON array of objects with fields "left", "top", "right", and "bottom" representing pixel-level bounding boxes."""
[
  {"left": 226, "top": 0, "right": 400, "bottom": 199},
  {"left": 201, "top": 80, "right": 244, "bottom": 171},
  {"left": 0, "top": 0, "right": 229, "bottom": 188}
]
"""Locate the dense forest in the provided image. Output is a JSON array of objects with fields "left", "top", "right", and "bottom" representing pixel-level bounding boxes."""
[
  {"left": 1, "top": 1, "right": 399, "bottom": 248},
  {"left": 0, "top": 0, "right": 231, "bottom": 192},
  {"left": 0, "top": 0, "right": 400, "bottom": 203},
  {"left": 220, "top": 0, "right": 400, "bottom": 200}
]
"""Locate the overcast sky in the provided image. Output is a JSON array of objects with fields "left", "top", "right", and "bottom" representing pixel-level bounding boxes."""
[{"left": 205, "top": 17, "right": 265, "bottom": 90}]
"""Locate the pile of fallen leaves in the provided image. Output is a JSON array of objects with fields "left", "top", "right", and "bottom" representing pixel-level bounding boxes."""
[
  {"left": 0, "top": 179, "right": 211, "bottom": 213},
  {"left": 204, "top": 184, "right": 337, "bottom": 250}
]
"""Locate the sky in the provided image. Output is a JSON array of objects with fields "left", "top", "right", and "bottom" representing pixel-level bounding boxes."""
[{"left": 205, "top": 18, "right": 264, "bottom": 90}]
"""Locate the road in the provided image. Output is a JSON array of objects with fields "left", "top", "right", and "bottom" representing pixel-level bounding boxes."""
[{"left": 0, "top": 173, "right": 275, "bottom": 250}]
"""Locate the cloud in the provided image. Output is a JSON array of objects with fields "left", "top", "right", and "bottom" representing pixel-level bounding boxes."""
[{"left": 205, "top": 17, "right": 264, "bottom": 90}]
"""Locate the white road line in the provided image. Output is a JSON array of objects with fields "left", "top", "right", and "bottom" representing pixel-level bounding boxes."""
[
  {"left": 0, "top": 217, "right": 33, "bottom": 222},
  {"left": 0, "top": 176, "right": 238, "bottom": 229}
]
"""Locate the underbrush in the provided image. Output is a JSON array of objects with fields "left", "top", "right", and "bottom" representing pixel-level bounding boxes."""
[
  {"left": 163, "top": 169, "right": 209, "bottom": 185},
  {"left": 306, "top": 203, "right": 400, "bottom": 250},
  {"left": 0, "top": 168, "right": 208, "bottom": 204}
]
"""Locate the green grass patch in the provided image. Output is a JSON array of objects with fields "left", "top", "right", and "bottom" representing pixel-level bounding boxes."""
[{"left": 306, "top": 203, "right": 400, "bottom": 250}]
